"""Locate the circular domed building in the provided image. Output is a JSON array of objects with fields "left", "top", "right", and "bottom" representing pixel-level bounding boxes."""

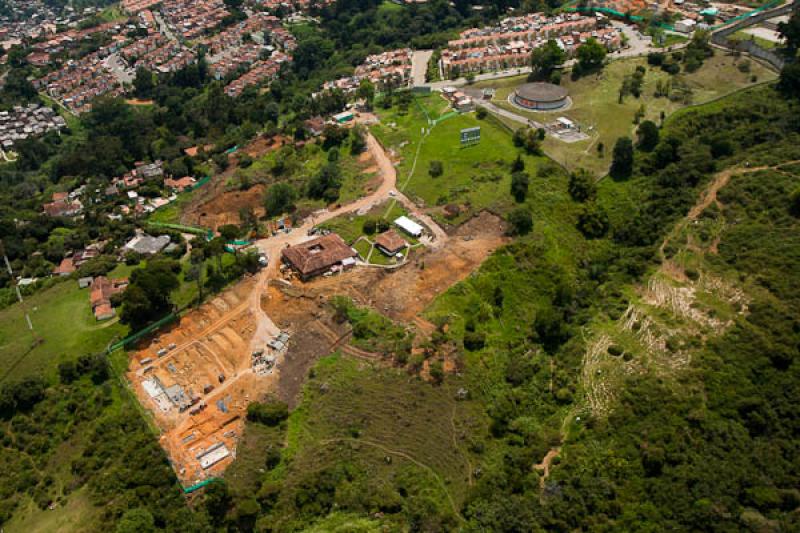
[{"left": 513, "top": 82, "right": 569, "bottom": 111}]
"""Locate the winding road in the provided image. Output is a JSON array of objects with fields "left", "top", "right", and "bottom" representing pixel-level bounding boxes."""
[{"left": 247, "top": 128, "right": 449, "bottom": 351}]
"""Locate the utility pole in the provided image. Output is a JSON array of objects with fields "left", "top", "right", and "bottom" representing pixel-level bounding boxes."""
[{"left": 1, "top": 240, "right": 34, "bottom": 332}]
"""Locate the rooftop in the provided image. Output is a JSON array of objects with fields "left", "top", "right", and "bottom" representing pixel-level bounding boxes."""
[
  {"left": 281, "top": 233, "right": 357, "bottom": 278},
  {"left": 515, "top": 82, "right": 569, "bottom": 102}
]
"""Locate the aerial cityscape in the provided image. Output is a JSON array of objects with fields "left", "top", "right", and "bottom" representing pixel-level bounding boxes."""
[{"left": 0, "top": 0, "right": 798, "bottom": 530}]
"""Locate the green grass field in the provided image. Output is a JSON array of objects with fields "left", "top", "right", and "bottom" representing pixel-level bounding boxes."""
[
  {"left": 0, "top": 280, "right": 128, "bottom": 384},
  {"left": 146, "top": 192, "right": 194, "bottom": 225},
  {"left": 262, "top": 354, "right": 488, "bottom": 529},
  {"left": 728, "top": 30, "right": 779, "bottom": 49},
  {"left": 373, "top": 95, "right": 553, "bottom": 224},
  {"left": 478, "top": 54, "right": 777, "bottom": 176}
]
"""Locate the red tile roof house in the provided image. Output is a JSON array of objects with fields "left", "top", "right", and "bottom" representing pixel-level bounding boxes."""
[
  {"left": 281, "top": 233, "right": 358, "bottom": 281},
  {"left": 374, "top": 230, "right": 408, "bottom": 256},
  {"left": 164, "top": 175, "right": 196, "bottom": 192},
  {"left": 43, "top": 192, "right": 82, "bottom": 217},
  {"left": 90, "top": 276, "right": 128, "bottom": 321},
  {"left": 52, "top": 256, "right": 76, "bottom": 276}
]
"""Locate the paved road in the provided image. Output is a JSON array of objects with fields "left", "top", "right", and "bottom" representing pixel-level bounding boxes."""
[
  {"left": 411, "top": 49, "right": 434, "bottom": 87},
  {"left": 154, "top": 11, "right": 177, "bottom": 42},
  {"left": 104, "top": 52, "right": 135, "bottom": 84}
]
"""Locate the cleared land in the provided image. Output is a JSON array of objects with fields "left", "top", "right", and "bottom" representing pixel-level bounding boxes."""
[{"left": 475, "top": 54, "right": 777, "bottom": 175}]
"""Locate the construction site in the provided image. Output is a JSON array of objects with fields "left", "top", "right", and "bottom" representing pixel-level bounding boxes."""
[{"left": 124, "top": 118, "right": 510, "bottom": 486}]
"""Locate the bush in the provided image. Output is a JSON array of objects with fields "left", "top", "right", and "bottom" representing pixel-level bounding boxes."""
[
  {"left": 647, "top": 52, "right": 665, "bottom": 66},
  {"left": 429, "top": 160, "right": 443, "bottom": 178},
  {"left": 507, "top": 208, "right": 533, "bottom": 235},
  {"left": 246, "top": 400, "right": 289, "bottom": 426},
  {"left": 463, "top": 330, "right": 486, "bottom": 351},
  {"left": 476, "top": 107, "right": 488, "bottom": 119},
  {"left": 568, "top": 169, "right": 596, "bottom": 202},
  {"left": 608, "top": 345, "right": 623, "bottom": 356},
  {"left": 510, "top": 171, "right": 530, "bottom": 202}
]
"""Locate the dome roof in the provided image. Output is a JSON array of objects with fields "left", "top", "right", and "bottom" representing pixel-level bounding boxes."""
[{"left": 515, "top": 82, "right": 569, "bottom": 102}]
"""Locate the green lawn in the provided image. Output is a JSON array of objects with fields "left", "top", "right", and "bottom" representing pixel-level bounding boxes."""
[
  {"left": 729, "top": 30, "right": 779, "bottom": 50},
  {"left": 373, "top": 94, "right": 552, "bottom": 225},
  {"left": 0, "top": 280, "right": 128, "bottom": 384},
  {"left": 479, "top": 54, "right": 777, "bottom": 176},
  {"left": 147, "top": 192, "right": 194, "bottom": 225},
  {"left": 320, "top": 200, "right": 408, "bottom": 244}
]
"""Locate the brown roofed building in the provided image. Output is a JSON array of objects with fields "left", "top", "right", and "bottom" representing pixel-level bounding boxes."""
[
  {"left": 281, "top": 233, "right": 357, "bottom": 281},
  {"left": 374, "top": 229, "right": 407, "bottom": 256},
  {"left": 164, "top": 175, "right": 196, "bottom": 192},
  {"left": 89, "top": 276, "right": 128, "bottom": 321},
  {"left": 52, "top": 257, "right": 76, "bottom": 276}
]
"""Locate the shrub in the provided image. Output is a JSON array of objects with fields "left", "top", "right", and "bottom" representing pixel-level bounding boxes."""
[
  {"left": 429, "top": 160, "right": 443, "bottom": 178},
  {"left": 507, "top": 208, "right": 533, "bottom": 235},
  {"left": 246, "top": 400, "right": 289, "bottom": 426},
  {"left": 464, "top": 330, "right": 486, "bottom": 351}
]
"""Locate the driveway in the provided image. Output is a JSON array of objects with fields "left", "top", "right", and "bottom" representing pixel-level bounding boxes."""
[{"left": 411, "top": 49, "right": 434, "bottom": 87}]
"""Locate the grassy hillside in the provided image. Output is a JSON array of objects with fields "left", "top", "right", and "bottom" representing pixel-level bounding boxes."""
[
  {"left": 252, "top": 354, "right": 487, "bottom": 531},
  {"left": 478, "top": 53, "right": 777, "bottom": 175},
  {"left": 372, "top": 94, "right": 558, "bottom": 225},
  {"left": 225, "top": 83, "right": 800, "bottom": 531},
  {"left": 0, "top": 280, "right": 127, "bottom": 384}
]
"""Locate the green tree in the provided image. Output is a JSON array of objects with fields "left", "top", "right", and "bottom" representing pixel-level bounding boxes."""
[
  {"left": 356, "top": 79, "right": 375, "bottom": 109},
  {"left": 576, "top": 38, "right": 607, "bottom": 73},
  {"left": 511, "top": 154, "right": 525, "bottom": 172},
  {"left": 577, "top": 203, "right": 610, "bottom": 238},
  {"left": 308, "top": 161, "right": 342, "bottom": 202},
  {"left": 530, "top": 40, "right": 566, "bottom": 81},
  {"left": 133, "top": 67, "right": 155, "bottom": 98},
  {"left": 350, "top": 124, "right": 367, "bottom": 154},
  {"left": 778, "top": 9, "right": 800, "bottom": 56},
  {"left": 510, "top": 171, "right": 530, "bottom": 202},
  {"left": 610, "top": 137, "right": 634, "bottom": 179},
  {"left": 779, "top": 62, "right": 800, "bottom": 98},
  {"left": 116, "top": 508, "right": 156, "bottom": 533},
  {"left": 790, "top": 187, "right": 800, "bottom": 217},
  {"left": 264, "top": 183, "right": 297, "bottom": 217},
  {"left": 507, "top": 208, "right": 533, "bottom": 235},
  {"left": 636, "top": 120, "right": 660, "bottom": 152},
  {"left": 568, "top": 169, "right": 596, "bottom": 202},
  {"left": 120, "top": 259, "right": 180, "bottom": 330}
]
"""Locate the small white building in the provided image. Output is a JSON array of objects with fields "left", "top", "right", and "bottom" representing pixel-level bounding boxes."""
[
  {"left": 675, "top": 19, "right": 697, "bottom": 34},
  {"left": 394, "top": 216, "right": 423, "bottom": 238}
]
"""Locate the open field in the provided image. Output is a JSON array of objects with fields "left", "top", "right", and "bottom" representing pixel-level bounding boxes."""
[
  {"left": 4, "top": 487, "right": 99, "bottom": 533},
  {"left": 372, "top": 94, "right": 553, "bottom": 226},
  {"left": 263, "top": 354, "right": 488, "bottom": 529},
  {"left": 0, "top": 280, "right": 127, "bottom": 384},
  {"left": 476, "top": 54, "right": 777, "bottom": 175}
]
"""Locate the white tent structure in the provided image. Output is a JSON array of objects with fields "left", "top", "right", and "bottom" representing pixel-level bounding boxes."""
[{"left": 394, "top": 216, "right": 423, "bottom": 237}]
